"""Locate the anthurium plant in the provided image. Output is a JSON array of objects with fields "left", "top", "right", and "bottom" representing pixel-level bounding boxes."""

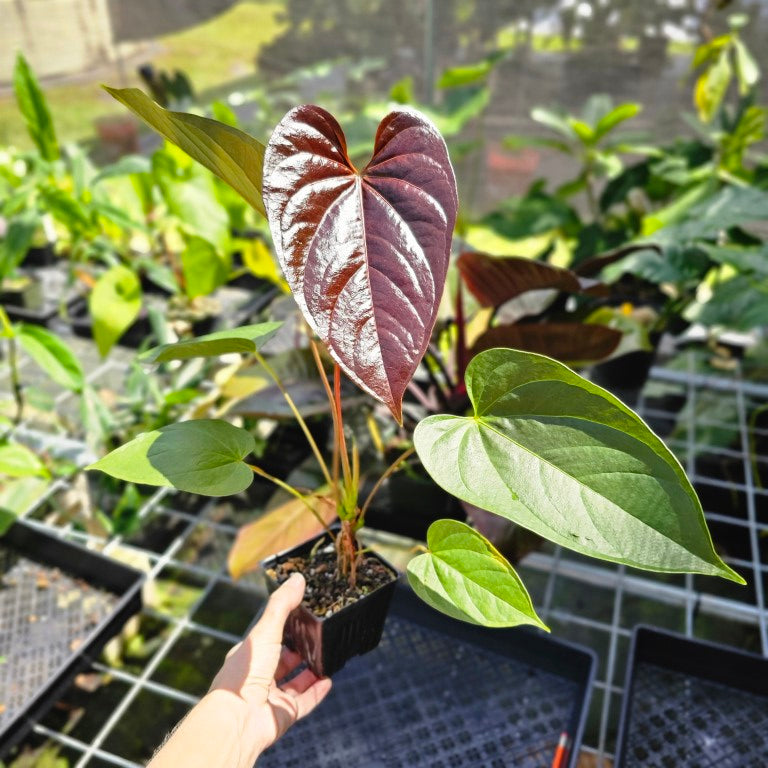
[{"left": 89, "top": 91, "right": 743, "bottom": 631}]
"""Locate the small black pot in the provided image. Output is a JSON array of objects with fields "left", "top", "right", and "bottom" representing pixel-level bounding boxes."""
[
  {"left": 68, "top": 299, "right": 217, "bottom": 349},
  {"left": 362, "top": 470, "right": 463, "bottom": 541},
  {"left": 261, "top": 530, "right": 398, "bottom": 677},
  {"left": 21, "top": 244, "right": 57, "bottom": 268},
  {"left": 0, "top": 276, "right": 43, "bottom": 310},
  {"left": 589, "top": 334, "right": 661, "bottom": 408}
]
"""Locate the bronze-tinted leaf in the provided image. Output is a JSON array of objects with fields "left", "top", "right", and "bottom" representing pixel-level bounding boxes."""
[
  {"left": 471, "top": 322, "right": 622, "bottom": 364},
  {"left": 263, "top": 105, "right": 458, "bottom": 422},
  {"left": 458, "top": 252, "right": 606, "bottom": 308}
]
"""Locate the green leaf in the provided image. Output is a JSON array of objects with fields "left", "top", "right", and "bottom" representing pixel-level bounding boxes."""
[
  {"left": 0, "top": 476, "right": 49, "bottom": 524},
  {"left": 89, "top": 265, "right": 142, "bottom": 357},
  {"left": 733, "top": 39, "right": 760, "bottom": 94},
  {"left": 141, "top": 321, "right": 282, "bottom": 363},
  {"left": 180, "top": 235, "right": 229, "bottom": 298},
  {"left": 87, "top": 419, "right": 255, "bottom": 496},
  {"left": 695, "top": 50, "right": 732, "bottom": 123},
  {"left": 531, "top": 107, "right": 575, "bottom": 140},
  {"left": 437, "top": 52, "right": 505, "bottom": 89},
  {"left": 0, "top": 443, "right": 49, "bottom": 478},
  {"left": 210, "top": 100, "right": 239, "bottom": 127},
  {"left": 695, "top": 274, "right": 768, "bottom": 330},
  {"left": 567, "top": 118, "right": 594, "bottom": 144},
  {"left": 104, "top": 87, "right": 266, "bottom": 217},
  {"left": 389, "top": 76, "right": 415, "bottom": 104},
  {"left": 702, "top": 244, "right": 768, "bottom": 276},
  {"left": 14, "top": 54, "right": 58, "bottom": 161},
  {"left": 17, "top": 324, "right": 84, "bottom": 391},
  {"left": 39, "top": 186, "right": 91, "bottom": 234},
  {"left": 414, "top": 348, "right": 743, "bottom": 583},
  {"left": 91, "top": 155, "right": 152, "bottom": 185},
  {"left": 239, "top": 237, "right": 289, "bottom": 291},
  {"left": 406, "top": 520, "right": 547, "bottom": 629},
  {"left": 0, "top": 210, "right": 38, "bottom": 281},
  {"left": 593, "top": 103, "right": 641, "bottom": 143},
  {"left": 153, "top": 146, "right": 230, "bottom": 249}
]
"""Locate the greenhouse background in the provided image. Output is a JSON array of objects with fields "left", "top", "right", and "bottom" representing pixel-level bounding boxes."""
[{"left": 2, "top": 1, "right": 768, "bottom": 766}]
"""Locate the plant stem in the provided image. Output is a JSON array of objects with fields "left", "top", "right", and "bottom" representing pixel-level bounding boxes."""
[
  {"left": 427, "top": 342, "right": 457, "bottom": 392},
  {"left": 334, "top": 365, "right": 352, "bottom": 487},
  {"left": 360, "top": 446, "right": 415, "bottom": 520},
  {"left": 0, "top": 309, "right": 23, "bottom": 424},
  {"left": 252, "top": 348, "right": 332, "bottom": 487},
  {"left": 309, "top": 341, "right": 341, "bottom": 506},
  {"left": 7, "top": 335, "right": 23, "bottom": 425},
  {"left": 247, "top": 463, "right": 335, "bottom": 536}
]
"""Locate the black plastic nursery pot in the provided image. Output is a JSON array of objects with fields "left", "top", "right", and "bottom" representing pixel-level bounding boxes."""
[
  {"left": 68, "top": 298, "right": 217, "bottom": 349},
  {"left": 259, "top": 584, "right": 596, "bottom": 768},
  {"left": 0, "top": 521, "right": 144, "bottom": 756},
  {"left": 615, "top": 625, "right": 768, "bottom": 767},
  {"left": 1, "top": 276, "right": 43, "bottom": 310},
  {"left": 589, "top": 346, "right": 658, "bottom": 408},
  {"left": 1, "top": 274, "right": 77, "bottom": 327},
  {"left": 362, "top": 469, "right": 464, "bottom": 541},
  {"left": 21, "top": 244, "right": 57, "bottom": 269},
  {"left": 261, "top": 529, "right": 398, "bottom": 678}
]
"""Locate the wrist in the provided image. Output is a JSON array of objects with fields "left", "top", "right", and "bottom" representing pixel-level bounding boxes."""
[{"left": 199, "top": 689, "right": 268, "bottom": 768}]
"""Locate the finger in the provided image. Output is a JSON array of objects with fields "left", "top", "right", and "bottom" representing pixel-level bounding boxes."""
[
  {"left": 225, "top": 641, "right": 242, "bottom": 660},
  {"left": 252, "top": 573, "right": 305, "bottom": 643},
  {"left": 279, "top": 667, "right": 319, "bottom": 695},
  {"left": 275, "top": 646, "right": 304, "bottom": 681},
  {"left": 293, "top": 677, "right": 333, "bottom": 720}
]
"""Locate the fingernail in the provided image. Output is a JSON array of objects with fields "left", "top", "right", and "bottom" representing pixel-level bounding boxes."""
[{"left": 288, "top": 572, "right": 305, "bottom": 583}]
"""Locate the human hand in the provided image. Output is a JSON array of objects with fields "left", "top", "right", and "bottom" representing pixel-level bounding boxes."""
[
  {"left": 207, "top": 572, "right": 332, "bottom": 764},
  {"left": 147, "top": 573, "right": 331, "bottom": 768}
]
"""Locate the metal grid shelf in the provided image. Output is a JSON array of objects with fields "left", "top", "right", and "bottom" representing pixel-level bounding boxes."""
[{"left": 2, "top": 346, "right": 767, "bottom": 767}]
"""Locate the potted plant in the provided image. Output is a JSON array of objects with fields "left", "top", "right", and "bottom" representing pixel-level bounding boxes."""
[{"left": 89, "top": 94, "right": 743, "bottom": 678}]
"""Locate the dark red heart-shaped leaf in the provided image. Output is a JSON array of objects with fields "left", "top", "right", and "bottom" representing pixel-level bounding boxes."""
[
  {"left": 470, "top": 322, "right": 622, "bottom": 363},
  {"left": 458, "top": 252, "right": 606, "bottom": 308},
  {"left": 263, "top": 105, "right": 458, "bottom": 422}
]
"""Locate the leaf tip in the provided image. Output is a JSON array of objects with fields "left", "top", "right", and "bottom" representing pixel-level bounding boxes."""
[{"left": 720, "top": 564, "right": 747, "bottom": 585}]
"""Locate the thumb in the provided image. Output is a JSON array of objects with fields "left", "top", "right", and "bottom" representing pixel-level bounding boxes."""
[{"left": 252, "top": 572, "right": 305, "bottom": 645}]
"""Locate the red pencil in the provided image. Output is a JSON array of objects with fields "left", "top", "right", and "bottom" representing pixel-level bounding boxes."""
[{"left": 551, "top": 732, "right": 571, "bottom": 768}]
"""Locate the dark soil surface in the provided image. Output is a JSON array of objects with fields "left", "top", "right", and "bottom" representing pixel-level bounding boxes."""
[{"left": 266, "top": 547, "right": 396, "bottom": 618}]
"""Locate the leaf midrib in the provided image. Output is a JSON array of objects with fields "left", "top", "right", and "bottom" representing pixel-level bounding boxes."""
[{"left": 475, "top": 415, "right": 688, "bottom": 548}]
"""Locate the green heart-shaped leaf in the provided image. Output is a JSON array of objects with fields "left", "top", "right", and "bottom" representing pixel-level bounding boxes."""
[
  {"left": 89, "top": 265, "right": 142, "bottom": 357},
  {"left": 141, "top": 322, "right": 282, "bottom": 364},
  {"left": 407, "top": 519, "right": 547, "bottom": 629},
  {"left": 87, "top": 420, "right": 255, "bottom": 496},
  {"left": 414, "top": 348, "right": 743, "bottom": 584}
]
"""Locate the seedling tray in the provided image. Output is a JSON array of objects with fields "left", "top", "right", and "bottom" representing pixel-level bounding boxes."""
[
  {"left": 615, "top": 625, "right": 768, "bottom": 767},
  {"left": 0, "top": 522, "right": 144, "bottom": 756},
  {"left": 260, "top": 584, "right": 595, "bottom": 768}
]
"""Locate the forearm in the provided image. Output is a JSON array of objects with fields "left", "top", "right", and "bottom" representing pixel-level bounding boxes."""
[{"left": 147, "top": 690, "right": 261, "bottom": 768}]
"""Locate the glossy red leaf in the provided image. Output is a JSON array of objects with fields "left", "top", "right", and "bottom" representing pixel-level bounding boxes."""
[
  {"left": 263, "top": 105, "right": 458, "bottom": 422},
  {"left": 470, "top": 322, "right": 622, "bottom": 364},
  {"left": 457, "top": 252, "right": 606, "bottom": 308}
]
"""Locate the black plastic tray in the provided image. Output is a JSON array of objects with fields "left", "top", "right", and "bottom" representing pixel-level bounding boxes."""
[
  {"left": 259, "top": 583, "right": 595, "bottom": 768},
  {"left": 0, "top": 522, "right": 144, "bottom": 756},
  {"left": 615, "top": 625, "right": 768, "bottom": 767}
]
